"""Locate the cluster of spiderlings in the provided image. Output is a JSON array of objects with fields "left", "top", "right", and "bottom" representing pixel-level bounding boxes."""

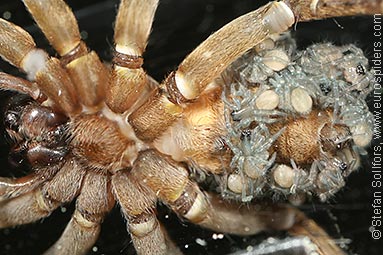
[
  {"left": 299, "top": 43, "right": 374, "bottom": 149},
  {"left": 221, "top": 34, "right": 374, "bottom": 202}
]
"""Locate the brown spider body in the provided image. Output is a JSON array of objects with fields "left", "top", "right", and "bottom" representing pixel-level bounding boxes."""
[
  {"left": 155, "top": 86, "right": 231, "bottom": 174},
  {"left": 71, "top": 114, "right": 134, "bottom": 171},
  {"left": 0, "top": 0, "right": 381, "bottom": 254},
  {"left": 4, "top": 96, "right": 68, "bottom": 167},
  {"left": 157, "top": 94, "right": 346, "bottom": 171},
  {"left": 268, "top": 109, "right": 348, "bottom": 165}
]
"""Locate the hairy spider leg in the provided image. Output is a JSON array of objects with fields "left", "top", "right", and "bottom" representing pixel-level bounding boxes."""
[
  {"left": 23, "top": 0, "right": 108, "bottom": 108},
  {"left": 132, "top": 150, "right": 296, "bottom": 235},
  {"left": 112, "top": 170, "right": 182, "bottom": 255},
  {"left": 128, "top": 1, "right": 295, "bottom": 142},
  {"left": 0, "top": 18, "right": 78, "bottom": 114},
  {"left": 45, "top": 171, "right": 115, "bottom": 255},
  {"left": 106, "top": 0, "right": 160, "bottom": 114},
  {"left": 0, "top": 158, "right": 85, "bottom": 228}
]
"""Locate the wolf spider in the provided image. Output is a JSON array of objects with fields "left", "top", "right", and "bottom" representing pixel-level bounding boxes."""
[{"left": 0, "top": 0, "right": 380, "bottom": 254}]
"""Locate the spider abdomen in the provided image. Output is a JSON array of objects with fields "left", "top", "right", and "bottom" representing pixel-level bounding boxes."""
[
  {"left": 269, "top": 110, "right": 328, "bottom": 165},
  {"left": 218, "top": 37, "right": 374, "bottom": 201}
]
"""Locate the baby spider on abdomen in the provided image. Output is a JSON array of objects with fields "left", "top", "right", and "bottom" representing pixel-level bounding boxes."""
[{"left": 219, "top": 35, "right": 374, "bottom": 202}]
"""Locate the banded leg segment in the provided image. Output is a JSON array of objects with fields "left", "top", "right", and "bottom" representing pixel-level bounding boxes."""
[
  {"left": 0, "top": 188, "right": 60, "bottom": 228},
  {"left": 112, "top": 170, "right": 180, "bottom": 255},
  {"left": 44, "top": 171, "right": 114, "bottom": 255},
  {"left": 166, "top": 2, "right": 294, "bottom": 102},
  {"left": 131, "top": 150, "right": 296, "bottom": 235},
  {"left": 22, "top": 0, "right": 82, "bottom": 56},
  {"left": 0, "top": 18, "right": 78, "bottom": 114},
  {"left": 106, "top": 0, "right": 159, "bottom": 113},
  {"left": 113, "top": 0, "right": 159, "bottom": 57},
  {"left": 129, "top": 1, "right": 295, "bottom": 141},
  {"left": 0, "top": 18, "right": 38, "bottom": 71},
  {"left": 199, "top": 193, "right": 296, "bottom": 234},
  {"left": 0, "top": 159, "right": 84, "bottom": 228},
  {"left": 23, "top": 0, "right": 108, "bottom": 107}
]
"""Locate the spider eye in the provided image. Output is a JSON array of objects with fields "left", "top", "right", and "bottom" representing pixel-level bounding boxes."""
[
  {"left": 319, "top": 83, "right": 331, "bottom": 95},
  {"left": 4, "top": 111, "right": 20, "bottom": 131},
  {"left": 3, "top": 94, "right": 33, "bottom": 132},
  {"left": 339, "top": 162, "right": 348, "bottom": 171},
  {"left": 240, "top": 130, "right": 252, "bottom": 140},
  {"left": 231, "top": 110, "right": 240, "bottom": 121},
  {"left": 356, "top": 63, "right": 366, "bottom": 75}
]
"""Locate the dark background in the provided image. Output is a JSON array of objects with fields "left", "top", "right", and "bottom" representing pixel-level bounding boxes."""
[{"left": 0, "top": 0, "right": 381, "bottom": 254}]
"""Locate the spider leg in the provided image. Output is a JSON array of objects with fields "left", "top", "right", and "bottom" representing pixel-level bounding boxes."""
[
  {"left": 288, "top": 210, "right": 346, "bottom": 255},
  {"left": 22, "top": 0, "right": 108, "bottom": 107},
  {"left": 230, "top": 236, "right": 333, "bottom": 255},
  {"left": 284, "top": 0, "right": 382, "bottom": 22},
  {"left": 166, "top": 2, "right": 294, "bottom": 102},
  {"left": 106, "top": 0, "right": 159, "bottom": 113},
  {"left": 0, "top": 159, "right": 84, "bottom": 228},
  {"left": 22, "top": 0, "right": 81, "bottom": 56},
  {"left": 0, "top": 18, "right": 38, "bottom": 73},
  {"left": 132, "top": 150, "right": 296, "bottom": 235},
  {"left": 199, "top": 193, "right": 296, "bottom": 235},
  {"left": 155, "top": 86, "right": 232, "bottom": 174},
  {"left": 129, "top": 1, "right": 295, "bottom": 141},
  {"left": 0, "top": 164, "right": 60, "bottom": 202},
  {"left": 0, "top": 18, "right": 78, "bottom": 114},
  {"left": 44, "top": 171, "right": 114, "bottom": 255},
  {"left": 112, "top": 170, "right": 182, "bottom": 255},
  {"left": 0, "top": 73, "right": 43, "bottom": 102},
  {"left": 0, "top": 187, "right": 60, "bottom": 228}
]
